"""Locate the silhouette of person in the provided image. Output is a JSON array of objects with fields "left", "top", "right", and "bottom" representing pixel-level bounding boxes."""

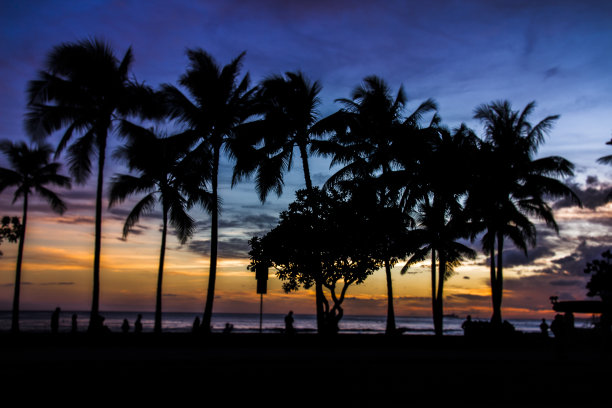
[
  {"left": 121, "top": 318, "right": 130, "bottom": 333},
  {"left": 550, "top": 314, "right": 564, "bottom": 338},
  {"left": 285, "top": 310, "right": 295, "bottom": 335},
  {"left": 223, "top": 322, "right": 234, "bottom": 334},
  {"left": 71, "top": 313, "right": 78, "bottom": 334},
  {"left": 134, "top": 314, "right": 143, "bottom": 333},
  {"left": 51, "top": 307, "right": 61, "bottom": 334},
  {"left": 461, "top": 315, "right": 473, "bottom": 336},
  {"left": 540, "top": 318, "right": 549, "bottom": 337},
  {"left": 192, "top": 316, "right": 201, "bottom": 333}
]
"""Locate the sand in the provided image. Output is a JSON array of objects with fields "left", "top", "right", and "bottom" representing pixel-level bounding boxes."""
[{"left": 0, "top": 332, "right": 609, "bottom": 405}]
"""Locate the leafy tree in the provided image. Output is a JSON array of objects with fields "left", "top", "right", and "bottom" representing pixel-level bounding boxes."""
[
  {"left": 315, "top": 75, "right": 437, "bottom": 334},
  {"left": 470, "top": 100, "right": 580, "bottom": 326},
  {"left": 0, "top": 141, "right": 70, "bottom": 333},
  {"left": 162, "top": 49, "right": 256, "bottom": 332},
  {"left": 25, "top": 38, "right": 155, "bottom": 331},
  {"left": 109, "top": 121, "right": 212, "bottom": 333},
  {"left": 584, "top": 250, "right": 612, "bottom": 333},
  {"left": 0, "top": 216, "right": 21, "bottom": 256},
  {"left": 249, "top": 188, "right": 383, "bottom": 334}
]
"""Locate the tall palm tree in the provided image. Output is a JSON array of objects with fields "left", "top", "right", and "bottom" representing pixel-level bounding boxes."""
[
  {"left": 162, "top": 49, "right": 256, "bottom": 332},
  {"left": 233, "top": 71, "right": 333, "bottom": 332},
  {"left": 0, "top": 141, "right": 71, "bottom": 333},
  {"left": 25, "top": 38, "right": 155, "bottom": 331},
  {"left": 317, "top": 75, "right": 437, "bottom": 334},
  {"left": 109, "top": 121, "right": 212, "bottom": 333},
  {"left": 401, "top": 125, "right": 478, "bottom": 336},
  {"left": 470, "top": 100, "right": 580, "bottom": 326},
  {"left": 233, "top": 71, "right": 323, "bottom": 199}
]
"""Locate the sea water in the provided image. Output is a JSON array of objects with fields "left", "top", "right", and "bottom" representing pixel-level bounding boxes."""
[{"left": 0, "top": 310, "right": 597, "bottom": 335}]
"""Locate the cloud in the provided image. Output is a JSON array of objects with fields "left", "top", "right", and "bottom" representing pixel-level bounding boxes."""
[
  {"left": 547, "top": 240, "right": 611, "bottom": 277},
  {"left": 498, "top": 245, "right": 556, "bottom": 268},
  {"left": 554, "top": 177, "right": 611, "bottom": 210},
  {"left": 188, "top": 237, "right": 251, "bottom": 259}
]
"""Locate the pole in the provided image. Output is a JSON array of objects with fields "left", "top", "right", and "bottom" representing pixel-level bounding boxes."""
[{"left": 259, "top": 293, "right": 263, "bottom": 334}]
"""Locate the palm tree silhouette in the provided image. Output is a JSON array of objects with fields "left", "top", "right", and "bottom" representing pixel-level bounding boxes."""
[
  {"left": 0, "top": 141, "right": 70, "bottom": 333},
  {"left": 401, "top": 125, "right": 479, "bottom": 336},
  {"left": 162, "top": 49, "right": 256, "bottom": 332},
  {"left": 470, "top": 100, "right": 580, "bottom": 326},
  {"left": 234, "top": 71, "right": 333, "bottom": 332},
  {"left": 234, "top": 71, "right": 323, "bottom": 199},
  {"left": 25, "top": 38, "right": 154, "bottom": 331},
  {"left": 109, "top": 121, "right": 212, "bottom": 333},
  {"left": 319, "top": 76, "right": 437, "bottom": 334}
]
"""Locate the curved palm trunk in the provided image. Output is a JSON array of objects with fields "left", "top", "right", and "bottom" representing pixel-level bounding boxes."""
[
  {"left": 299, "top": 143, "right": 326, "bottom": 333},
  {"left": 491, "top": 232, "right": 504, "bottom": 327},
  {"left": 89, "top": 136, "right": 106, "bottom": 332},
  {"left": 202, "top": 146, "right": 220, "bottom": 333},
  {"left": 11, "top": 193, "right": 28, "bottom": 333},
  {"left": 384, "top": 257, "right": 397, "bottom": 334},
  {"left": 154, "top": 205, "right": 168, "bottom": 334},
  {"left": 435, "top": 252, "right": 446, "bottom": 337},
  {"left": 431, "top": 249, "right": 442, "bottom": 336},
  {"left": 298, "top": 143, "right": 313, "bottom": 192}
]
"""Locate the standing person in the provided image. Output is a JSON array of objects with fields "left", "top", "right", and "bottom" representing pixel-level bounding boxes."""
[
  {"left": 540, "top": 318, "right": 549, "bottom": 337},
  {"left": 71, "top": 314, "right": 78, "bottom": 334},
  {"left": 121, "top": 318, "right": 130, "bottom": 333},
  {"left": 284, "top": 311, "right": 295, "bottom": 335},
  {"left": 51, "top": 307, "right": 61, "bottom": 334},
  {"left": 134, "top": 314, "right": 143, "bottom": 333}
]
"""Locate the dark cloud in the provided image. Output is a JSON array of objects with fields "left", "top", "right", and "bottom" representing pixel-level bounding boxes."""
[
  {"left": 188, "top": 237, "right": 251, "bottom": 259},
  {"left": 40, "top": 282, "right": 75, "bottom": 286},
  {"left": 498, "top": 246, "right": 556, "bottom": 268},
  {"left": 553, "top": 178, "right": 611, "bottom": 209},
  {"left": 196, "top": 213, "right": 278, "bottom": 232},
  {"left": 547, "top": 240, "right": 611, "bottom": 277},
  {"left": 57, "top": 217, "right": 95, "bottom": 225}
]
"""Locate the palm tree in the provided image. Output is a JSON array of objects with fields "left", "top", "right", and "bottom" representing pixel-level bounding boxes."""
[
  {"left": 109, "top": 121, "right": 212, "bottom": 333},
  {"left": 317, "top": 75, "right": 437, "bottom": 334},
  {"left": 400, "top": 125, "right": 479, "bottom": 336},
  {"left": 233, "top": 71, "right": 323, "bottom": 199},
  {"left": 25, "top": 38, "right": 155, "bottom": 331},
  {"left": 470, "top": 100, "right": 581, "bottom": 327},
  {"left": 233, "top": 71, "right": 334, "bottom": 332},
  {"left": 0, "top": 141, "right": 71, "bottom": 333},
  {"left": 161, "top": 49, "right": 256, "bottom": 332}
]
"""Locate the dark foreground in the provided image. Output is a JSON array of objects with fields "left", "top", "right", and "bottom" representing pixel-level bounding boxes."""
[{"left": 1, "top": 331, "right": 610, "bottom": 406}]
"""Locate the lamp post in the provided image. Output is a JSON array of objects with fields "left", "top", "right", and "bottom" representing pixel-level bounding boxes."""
[{"left": 255, "top": 264, "right": 268, "bottom": 333}]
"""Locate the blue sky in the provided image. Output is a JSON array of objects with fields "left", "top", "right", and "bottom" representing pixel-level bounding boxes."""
[{"left": 1, "top": 0, "right": 612, "bottom": 317}]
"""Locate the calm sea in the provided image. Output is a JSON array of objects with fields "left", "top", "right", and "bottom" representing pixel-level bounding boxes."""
[{"left": 0, "top": 310, "right": 596, "bottom": 335}]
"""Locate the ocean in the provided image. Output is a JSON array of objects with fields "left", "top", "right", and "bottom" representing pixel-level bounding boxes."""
[{"left": 0, "top": 310, "right": 597, "bottom": 335}]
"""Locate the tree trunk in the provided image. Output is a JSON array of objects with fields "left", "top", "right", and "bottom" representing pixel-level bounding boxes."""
[
  {"left": 89, "top": 135, "right": 106, "bottom": 332},
  {"left": 491, "top": 232, "right": 504, "bottom": 327},
  {"left": 154, "top": 205, "right": 168, "bottom": 334},
  {"left": 436, "top": 252, "right": 446, "bottom": 336},
  {"left": 431, "top": 249, "right": 444, "bottom": 336},
  {"left": 299, "top": 147, "right": 325, "bottom": 333},
  {"left": 11, "top": 193, "right": 28, "bottom": 333},
  {"left": 384, "top": 257, "right": 397, "bottom": 334},
  {"left": 298, "top": 143, "right": 312, "bottom": 191},
  {"left": 202, "top": 146, "right": 220, "bottom": 333}
]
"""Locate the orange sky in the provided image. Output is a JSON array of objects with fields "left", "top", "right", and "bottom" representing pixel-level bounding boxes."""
[{"left": 0, "top": 182, "right": 604, "bottom": 321}]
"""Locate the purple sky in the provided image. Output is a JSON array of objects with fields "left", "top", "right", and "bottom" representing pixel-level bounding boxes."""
[{"left": 1, "top": 0, "right": 612, "bottom": 316}]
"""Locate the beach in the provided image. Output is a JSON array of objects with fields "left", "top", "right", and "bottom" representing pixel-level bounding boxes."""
[{"left": 1, "top": 331, "right": 609, "bottom": 405}]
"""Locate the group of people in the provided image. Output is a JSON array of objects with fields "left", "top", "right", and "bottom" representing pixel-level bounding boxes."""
[
  {"left": 49, "top": 308, "right": 301, "bottom": 334},
  {"left": 49, "top": 308, "right": 143, "bottom": 334}
]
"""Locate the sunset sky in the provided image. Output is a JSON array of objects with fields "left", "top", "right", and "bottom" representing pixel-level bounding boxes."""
[{"left": 1, "top": 0, "right": 612, "bottom": 321}]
